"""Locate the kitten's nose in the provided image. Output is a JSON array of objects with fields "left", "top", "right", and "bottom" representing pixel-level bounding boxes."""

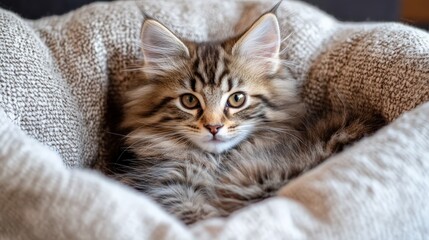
[{"left": 204, "top": 124, "right": 224, "bottom": 135}]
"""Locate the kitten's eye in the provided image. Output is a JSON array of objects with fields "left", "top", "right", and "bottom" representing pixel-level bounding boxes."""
[
  {"left": 227, "top": 92, "right": 246, "bottom": 108},
  {"left": 180, "top": 94, "right": 200, "bottom": 109}
]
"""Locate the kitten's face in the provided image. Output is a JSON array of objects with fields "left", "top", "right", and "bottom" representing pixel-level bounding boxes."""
[
  {"left": 123, "top": 13, "right": 301, "bottom": 154},
  {"left": 164, "top": 62, "right": 258, "bottom": 154}
]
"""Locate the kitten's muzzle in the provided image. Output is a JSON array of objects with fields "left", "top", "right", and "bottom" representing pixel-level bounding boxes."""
[{"left": 204, "top": 124, "right": 224, "bottom": 135}]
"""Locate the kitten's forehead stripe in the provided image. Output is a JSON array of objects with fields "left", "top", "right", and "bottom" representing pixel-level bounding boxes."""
[
  {"left": 193, "top": 44, "right": 232, "bottom": 88},
  {"left": 203, "top": 46, "right": 219, "bottom": 85},
  {"left": 218, "top": 69, "right": 230, "bottom": 89},
  {"left": 197, "top": 49, "right": 210, "bottom": 84},
  {"left": 214, "top": 48, "right": 227, "bottom": 87},
  {"left": 193, "top": 57, "right": 206, "bottom": 86}
]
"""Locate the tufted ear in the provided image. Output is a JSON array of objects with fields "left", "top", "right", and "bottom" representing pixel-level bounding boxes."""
[
  {"left": 140, "top": 19, "right": 189, "bottom": 72},
  {"left": 232, "top": 13, "right": 281, "bottom": 73}
]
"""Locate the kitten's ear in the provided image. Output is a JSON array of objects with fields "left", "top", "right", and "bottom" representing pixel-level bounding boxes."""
[
  {"left": 141, "top": 19, "right": 190, "bottom": 70},
  {"left": 232, "top": 13, "right": 281, "bottom": 73}
]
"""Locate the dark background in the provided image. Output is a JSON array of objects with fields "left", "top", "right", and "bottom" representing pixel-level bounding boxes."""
[
  {"left": 0, "top": 0, "right": 93, "bottom": 19},
  {"left": 304, "top": 0, "right": 400, "bottom": 21},
  {"left": 0, "top": 0, "right": 427, "bottom": 30},
  {"left": 0, "top": 0, "right": 400, "bottom": 21}
]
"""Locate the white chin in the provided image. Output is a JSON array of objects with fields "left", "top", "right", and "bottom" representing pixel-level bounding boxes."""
[
  {"left": 197, "top": 141, "right": 234, "bottom": 154},
  {"left": 193, "top": 136, "right": 245, "bottom": 154}
]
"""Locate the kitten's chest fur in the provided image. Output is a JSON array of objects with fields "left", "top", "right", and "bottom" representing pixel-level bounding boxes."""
[{"left": 134, "top": 133, "right": 296, "bottom": 218}]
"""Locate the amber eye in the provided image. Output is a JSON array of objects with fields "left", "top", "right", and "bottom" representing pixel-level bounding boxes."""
[
  {"left": 227, "top": 92, "right": 246, "bottom": 108},
  {"left": 180, "top": 94, "right": 200, "bottom": 109}
]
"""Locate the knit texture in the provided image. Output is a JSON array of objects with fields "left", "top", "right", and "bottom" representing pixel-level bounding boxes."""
[{"left": 0, "top": 0, "right": 428, "bottom": 239}]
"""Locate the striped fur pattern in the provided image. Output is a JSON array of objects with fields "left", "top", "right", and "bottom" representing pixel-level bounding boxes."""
[{"left": 112, "top": 12, "right": 385, "bottom": 224}]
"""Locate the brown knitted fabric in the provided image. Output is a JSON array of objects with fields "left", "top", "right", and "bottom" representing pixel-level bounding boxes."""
[{"left": 303, "top": 24, "right": 429, "bottom": 121}]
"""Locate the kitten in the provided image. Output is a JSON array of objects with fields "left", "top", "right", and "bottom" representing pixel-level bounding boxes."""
[{"left": 110, "top": 9, "right": 385, "bottom": 224}]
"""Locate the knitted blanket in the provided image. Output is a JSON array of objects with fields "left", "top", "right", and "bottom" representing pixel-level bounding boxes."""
[{"left": 0, "top": 0, "right": 428, "bottom": 239}]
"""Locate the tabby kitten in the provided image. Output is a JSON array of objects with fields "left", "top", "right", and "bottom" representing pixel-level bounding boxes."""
[{"left": 113, "top": 10, "right": 384, "bottom": 224}]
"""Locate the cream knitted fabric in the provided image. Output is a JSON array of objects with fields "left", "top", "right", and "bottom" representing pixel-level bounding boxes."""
[{"left": 0, "top": 0, "right": 428, "bottom": 239}]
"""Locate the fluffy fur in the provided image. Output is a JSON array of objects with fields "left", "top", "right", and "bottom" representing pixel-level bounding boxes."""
[{"left": 108, "top": 9, "right": 385, "bottom": 224}]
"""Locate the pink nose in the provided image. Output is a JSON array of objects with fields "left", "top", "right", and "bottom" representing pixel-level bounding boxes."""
[{"left": 204, "top": 124, "right": 224, "bottom": 135}]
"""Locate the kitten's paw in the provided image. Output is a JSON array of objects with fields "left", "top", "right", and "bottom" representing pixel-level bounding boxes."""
[{"left": 214, "top": 165, "right": 289, "bottom": 215}]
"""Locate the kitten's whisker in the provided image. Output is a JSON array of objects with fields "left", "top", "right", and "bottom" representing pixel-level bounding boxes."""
[
  {"left": 281, "top": 31, "right": 294, "bottom": 44},
  {"left": 105, "top": 131, "right": 128, "bottom": 137}
]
